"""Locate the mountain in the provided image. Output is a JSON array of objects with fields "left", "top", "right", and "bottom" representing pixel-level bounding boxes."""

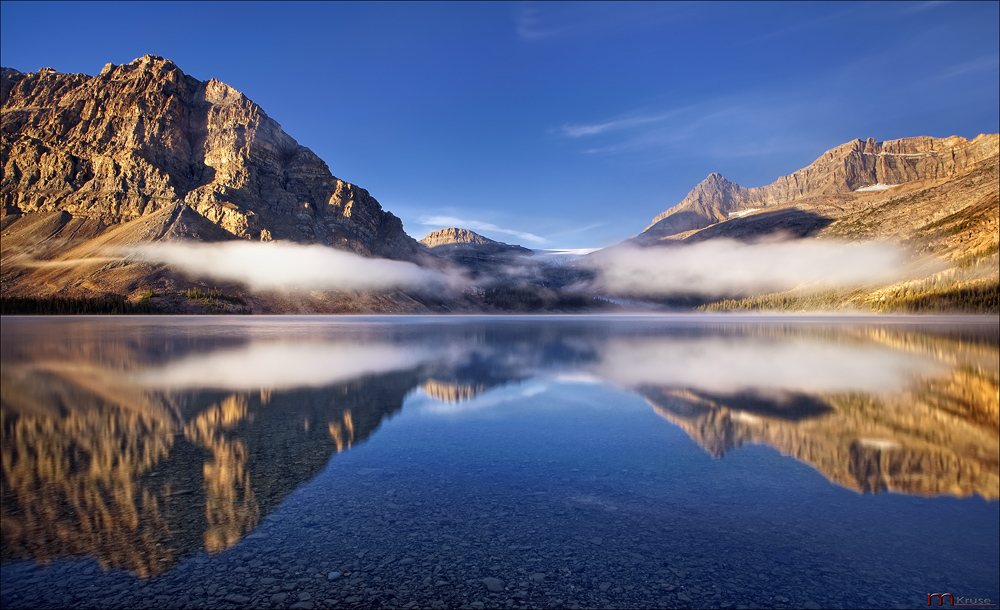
[
  {"left": 626, "top": 134, "right": 999, "bottom": 312},
  {"left": 415, "top": 226, "right": 607, "bottom": 311},
  {"left": 2, "top": 56, "right": 995, "bottom": 314},
  {"left": 421, "top": 227, "right": 524, "bottom": 249},
  {"left": 419, "top": 226, "right": 520, "bottom": 269},
  {"left": 1, "top": 56, "right": 438, "bottom": 311},
  {"left": 636, "top": 135, "right": 999, "bottom": 245},
  {"left": 419, "top": 227, "right": 532, "bottom": 276}
]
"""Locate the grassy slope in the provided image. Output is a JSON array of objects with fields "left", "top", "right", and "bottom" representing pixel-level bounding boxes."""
[{"left": 699, "top": 156, "right": 1000, "bottom": 313}]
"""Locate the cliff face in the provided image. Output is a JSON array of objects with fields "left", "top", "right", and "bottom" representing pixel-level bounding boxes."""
[
  {"left": 1, "top": 55, "right": 422, "bottom": 261},
  {"left": 638, "top": 134, "right": 1000, "bottom": 242}
]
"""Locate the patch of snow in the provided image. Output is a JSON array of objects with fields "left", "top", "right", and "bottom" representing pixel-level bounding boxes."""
[
  {"left": 862, "top": 152, "right": 930, "bottom": 157},
  {"left": 730, "top": 411, "right": 762, "bottom": 425},
  {"left": 854, "top": 183, "right": 900, "bottom": 192},
  {"left": 857, "top": 438, "right": 901, "bottom": 451},
  {"left": 728, "top": 208, "right": 761, "bottom": 218}
]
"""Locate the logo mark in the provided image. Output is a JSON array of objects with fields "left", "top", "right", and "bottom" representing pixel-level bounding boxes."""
[{"left": 927, "top": 594, "right": 997, "bottom": 607}]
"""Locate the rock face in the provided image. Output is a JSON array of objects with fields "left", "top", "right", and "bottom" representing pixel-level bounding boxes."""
[
  {"left": 420, "top": 227, "right": 501, "bottom": 248},
  {"left": 1, "top": 55, "right": 423, "bottom": 261},
  {"left": 420, "top": 227, "right": 531, "bottom": 253},
  {"left": 419, "top": 227, "right": 535, "bottom": 282},
  {"left": 637, "top": 135, "right": 1000, "bottom": 242}
]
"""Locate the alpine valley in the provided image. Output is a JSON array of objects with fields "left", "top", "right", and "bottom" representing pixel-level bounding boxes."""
[{"left": 2, "top": 56, "right": 997, "bottom": 314}]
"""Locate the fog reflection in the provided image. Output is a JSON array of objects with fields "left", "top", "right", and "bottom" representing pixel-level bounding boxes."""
[
  {"left": 1, "top": 317, "right": 996, "bottom": 577},
  {"left": 131, "top": 341, "right": 433, "bottom": 391},
  {"left": 594, "top": 336, "right": 946, "bottom": 393}
]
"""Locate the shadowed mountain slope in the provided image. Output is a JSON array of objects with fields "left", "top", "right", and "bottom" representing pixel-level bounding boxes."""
[
  {"left": 618, "top": 135, "right": 998, "bottom": 312},
  {"left": 636, "top": 135, "right": 998, "bottom": 245}
]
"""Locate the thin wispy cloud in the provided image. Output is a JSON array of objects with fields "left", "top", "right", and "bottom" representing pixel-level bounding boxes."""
[
  {"left": 738, "top": 7, "right": 853, "bottom": 46},
  {"left": 555, "top": 82, "right": 860, "bottom": 174},
  {"left": 515, "top": 6, "right": 567, "bottom": 41},
  {"left": 419, "top": 215, "right": 548, "bottom": 245},
  {"left": 935, "top": 54, "right": 1000, "bottom": 80},
  {"left": 901, "top": 1, "right": 950, "bottom": 13},
  {"left": 563, "top": 107, "right": 705, "bottom": 156},
  {"left": 515, "top": 2, "right": 680, "bottom": 42},
  {"left": 560, "top": 97, "right": 808, "bottom": 162},
  {"left": 561, "top": 111, "right": 682, "bottom": 138}
]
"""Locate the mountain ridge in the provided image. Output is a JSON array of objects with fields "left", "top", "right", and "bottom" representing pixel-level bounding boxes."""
[
  {"left": 1, "top": 55, "right": 460, "bottom": 312},
  {"left": 1, "top": 55, "right": 424, "bottom": 260},
  {"left": 1, "top": 55, "right": 996, "bottom": 313},
  {"left": 421, "top": 227, "right": 516, "bottom": 249},
  {"left": 637, "top": 134, "right": 999, "bottom": 244}
]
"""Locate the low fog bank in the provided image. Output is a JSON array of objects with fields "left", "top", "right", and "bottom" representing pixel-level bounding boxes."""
[
  {"left": 107, "top": 235, "right": 943, "bottom": 311},
  {"left": 126, "top": 241, "right": 463, "bottom": 293},
  {"left": 581, "top": 239, "right": 914, "bottom": 297}
]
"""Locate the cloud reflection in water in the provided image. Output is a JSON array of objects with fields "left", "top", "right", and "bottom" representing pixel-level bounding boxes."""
[
  {"left": 130, "top": 341, "right": 433, "bottom": 391},
  {"left": 594, "top": 336, "right": 946, "bottom": 394},
  {"left": 1, "top": 317, "right": 996, "bottom": 581}
]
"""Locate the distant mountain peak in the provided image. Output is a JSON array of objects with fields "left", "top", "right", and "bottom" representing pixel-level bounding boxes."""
[
  {"left": 421, "top": 228, "right": 506, "bottom": 248},
  {"left": 421, "top": 227, "right": 497, "bottom": 247}
]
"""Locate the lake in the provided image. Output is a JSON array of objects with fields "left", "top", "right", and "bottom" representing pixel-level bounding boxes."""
[{"left": 1, "top": 315, "right": 997, "bottom": 610}]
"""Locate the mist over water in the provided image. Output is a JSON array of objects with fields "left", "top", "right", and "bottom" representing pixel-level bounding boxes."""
[
  {"left": 130, "top": 341, "right": 435, "bottom": 391},
  {"left": 583, "top": 239, "right": 913, "bottom": 296},
  {"left": 126, "top": 241, "right": 462, "bottom": 292},
  {"left": 1, "top": 316, "right": 997, "bottom": 610},
  {"left": 118, "top": 236, "right": 926, "bottom": 301},
  {"left": 593, "top": 335, "right": 945, "bottom": 394}
]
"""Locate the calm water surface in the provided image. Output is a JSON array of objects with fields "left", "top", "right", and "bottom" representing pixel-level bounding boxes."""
[{"left": 1, "top": 315, "right": 997, "bottom": 610}]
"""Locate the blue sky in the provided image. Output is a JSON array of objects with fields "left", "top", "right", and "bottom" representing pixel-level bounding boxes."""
[{"left": 2, "top": 1, "right": 997, "bottom": 249}]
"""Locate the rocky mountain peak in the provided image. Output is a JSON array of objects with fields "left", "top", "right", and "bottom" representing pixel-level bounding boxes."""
[
  {"left": 1, "top": 55, "right": 426, "bottom": 262},
  {"left": 636, "top": 134, "right": 999, "bottom": 243},
  {"left": 420, "top": 228, "right": 502, "bottom": 248}
]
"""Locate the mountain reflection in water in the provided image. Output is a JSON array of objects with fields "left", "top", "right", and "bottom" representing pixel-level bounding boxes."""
[{"left": 1, "top": 316, "right": 997, "bottom": 578}]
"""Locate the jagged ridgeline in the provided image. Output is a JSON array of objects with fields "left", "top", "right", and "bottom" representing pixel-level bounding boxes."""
[
  {"left": 0, "top": 55, "right": 442, "bottom": 312},
  {"left": 1, "top": 55, "right": 422, "bottom": 254},
  {"left": 635, "top": 135, "right": 999, "bottom": 246},
  {"left": 3, "top": 55, "right": 998, "bottom": 313},
  {"left": 624, "top": 133, "right": 999, "bottom": 312}
]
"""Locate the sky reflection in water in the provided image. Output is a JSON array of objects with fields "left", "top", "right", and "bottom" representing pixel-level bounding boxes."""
[{"left": 1, "top": 315, "right": 997, "bottom": 609}]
